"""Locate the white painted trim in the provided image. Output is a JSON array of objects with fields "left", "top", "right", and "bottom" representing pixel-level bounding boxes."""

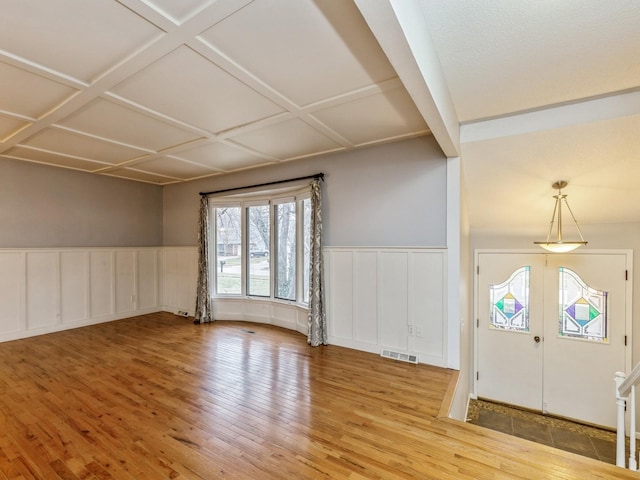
[{"left": 446, "top": 157, "right": 461, "bottom": 369}]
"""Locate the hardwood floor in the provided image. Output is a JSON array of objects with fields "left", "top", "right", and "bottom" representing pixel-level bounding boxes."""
[{"left": 0, "top": 312, "right": 636, "bottom": 479}]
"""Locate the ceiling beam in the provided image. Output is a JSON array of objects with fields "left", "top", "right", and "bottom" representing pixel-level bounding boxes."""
[
  {"left": 354, "top": 0, "right": 460, "bottom": 157},
  {"left": 461, "top": 89, "right": 640, "bottom": 143}
]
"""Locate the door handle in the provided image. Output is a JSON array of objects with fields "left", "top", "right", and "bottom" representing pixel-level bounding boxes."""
[{"left": 534, "top": 336, "right": 541, "bottom": 343}]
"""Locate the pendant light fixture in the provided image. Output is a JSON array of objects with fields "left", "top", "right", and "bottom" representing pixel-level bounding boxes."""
[{"left": 534, "top": 180, "right": 587, "bottom": 253}]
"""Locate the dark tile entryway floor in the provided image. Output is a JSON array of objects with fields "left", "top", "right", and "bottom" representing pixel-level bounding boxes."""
[{"left": 467, "top": 399, "right": 619, "bottom": 464}]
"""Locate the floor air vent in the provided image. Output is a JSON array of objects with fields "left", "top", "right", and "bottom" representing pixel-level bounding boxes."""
[{"left": 381, "top": 350, "right": 418, "bottom": 364}]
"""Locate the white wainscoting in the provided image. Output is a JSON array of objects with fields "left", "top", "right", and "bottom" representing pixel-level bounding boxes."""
[
  {"left": 1, "top": 245, "right": 445, "bottom": 363},
  {"left": 325, "top": 247, "right": 447, "bottom": 367},
  {"left": 213, "top": 298, "right": 309, "bottom": 335},
  {"left": 0, "top": 247, "right": 161, "bottom": 342},
  {"left": 161, "top": 246, "right": 198, "bottom": 316}
]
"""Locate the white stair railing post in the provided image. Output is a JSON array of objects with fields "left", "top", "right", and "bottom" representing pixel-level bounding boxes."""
[
  {"left": 616, "top": 371, "right": 627, "bottom": 468},
  {"left": 630, "top": 385, "right": 637, "bottom": 470}
]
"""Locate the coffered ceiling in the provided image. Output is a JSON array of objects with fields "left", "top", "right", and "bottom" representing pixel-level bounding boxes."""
[
  {"left": 3, "top": 0, "right": 640, "bottom": 231},
  {"left": 0, "top": 0, "right": 427, "bottom": 185}
]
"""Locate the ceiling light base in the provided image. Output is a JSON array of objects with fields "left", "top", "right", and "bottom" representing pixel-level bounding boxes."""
[{"left": 534, "top": 180, "right": 587, "bottom": 253}]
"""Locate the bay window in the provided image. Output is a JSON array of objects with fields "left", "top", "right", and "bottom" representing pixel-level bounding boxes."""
[{"left": 211, "top": 188, "right": 311, "bottom": 305}]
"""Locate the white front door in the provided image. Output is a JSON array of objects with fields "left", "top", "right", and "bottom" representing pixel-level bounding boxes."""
[
  {"left": 476, "top": 252, "right": 629, "bottom": 428},
  {"left": 477, "top": 253, "right": 544, "bottom": 410},
  {"left": 543, "top": 254, "right": 627, "bottom": 427}
]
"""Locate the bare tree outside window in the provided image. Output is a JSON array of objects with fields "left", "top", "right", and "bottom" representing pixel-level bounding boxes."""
[
  {"left": 247, "top": 205, "right": 270, "bottom": 296},
  {"left": 215, "top": 206, "right": 241, "bottom": 294},
  {"left": 275, "top": 201, "right": 296, "bottom": 300}
]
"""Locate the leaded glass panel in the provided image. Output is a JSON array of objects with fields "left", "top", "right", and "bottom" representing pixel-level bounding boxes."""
[
  {"left": 489, "top": 266, "right": 530, "bottom": 332},
  {"left": 558, "top": 267, "right": 608, "bottom": 343}
]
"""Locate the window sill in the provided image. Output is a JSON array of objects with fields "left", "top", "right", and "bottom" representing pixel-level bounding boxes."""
[{"left": 212, "top": 295, "right": 308, "bottom": 309}]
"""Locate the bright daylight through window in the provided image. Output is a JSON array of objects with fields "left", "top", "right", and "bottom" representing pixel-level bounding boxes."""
[{"left": 212, "top": 189, "right": 311, "bottom": 305}]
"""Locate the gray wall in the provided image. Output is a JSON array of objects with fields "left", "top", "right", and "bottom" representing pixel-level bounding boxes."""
[
  {"left": 163, "top": 136, "right": 447, "bottom": 247},
  {"left": 0, "top": 158, "right": 163, "bottom": 247}
]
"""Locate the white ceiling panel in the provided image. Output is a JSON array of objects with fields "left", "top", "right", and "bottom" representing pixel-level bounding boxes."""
[
  {"left": 111, "top": 46, "right": 285, "bottom": 133},
  {"left": 0, "top": 62, "right": 78, "bottom": 119},
  {"left": 58, "top": 98, "right": 203, "bottom": 151},
  {"left": 134, "top": 156, "right": 218, "bottom": 179},
  {"left": 172, "top": 142, "right": 274, "bottom": 172},
  {"left": 3, "top": 146, "right": 111, "bottom": 171},
  {"left": 0, "top": 117, "right": 29, "bottom": 142},
  {"left": 421, "top": 0, "right": 640, "bottom": 122},
  {"left": 22, "top": 128, "right": 148, "bottom": 165},
  {"left": 201, "top": 0, "right": 397, "bottom": 106},
  {"left": 312, "top": 88, "right": 428, "bottom": 146},
  {"left": 230, "top": 119, "right": 343, "bottom": 160},
  {"left": 0, "top": 0, "right": 162, "bottom": 82}
]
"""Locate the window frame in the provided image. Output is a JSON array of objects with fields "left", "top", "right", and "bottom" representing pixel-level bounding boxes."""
[
  {"left": 273, "top": 196, "right": 297, "bottom": 301},
  {"left": 299, "top": 193, "right": 311, "bottom": 306},
  {"left": 245, "top": 201, "right": 272, "bottom": 298},
  {"left": 209, "top": 185, "right": 311, "bottom": 306},
  {"left": 212, "top": 202, "right": 243, "bottom": 297}
]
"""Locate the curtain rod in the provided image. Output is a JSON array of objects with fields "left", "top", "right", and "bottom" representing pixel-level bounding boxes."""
[{"left": 199, "top": 173, "right": 324, "bottom": 196}]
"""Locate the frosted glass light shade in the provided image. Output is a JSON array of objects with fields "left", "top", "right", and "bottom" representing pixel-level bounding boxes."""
[{"left": 534, "top": 241, "right": 587, "bottom": 253}]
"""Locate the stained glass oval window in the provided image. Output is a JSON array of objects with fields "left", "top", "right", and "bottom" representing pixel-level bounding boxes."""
[
  {"left": 558, "top": 267, "right": 608, "bottom": 343},
  {"left": 489, "top": 266, "right": 530, "bottom": 332}
]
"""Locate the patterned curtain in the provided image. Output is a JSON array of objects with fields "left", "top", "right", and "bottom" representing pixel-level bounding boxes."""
[
  {"left": 308, "top": 178, "right": 327, "bottom": 346},
  {"left": 194, "top": 195, "right": 213, "bottom": 324}
]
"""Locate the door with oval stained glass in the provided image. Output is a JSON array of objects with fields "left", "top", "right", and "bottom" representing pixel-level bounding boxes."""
[
  {"left": 477, "top": 253, "right": 545, "bottom": 411},
  {"left": 476, "top": 252, "right": 629, "bottom": 429},
  {"left": 543, "top": 253, "right": 627, "bottom": 428}
]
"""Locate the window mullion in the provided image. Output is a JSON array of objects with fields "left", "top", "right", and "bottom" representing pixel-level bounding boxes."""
[
  {"left": 296, "top": 197, "right": 304, "bottom": 304},
  {"left": 212, "top": 204, "right": 218, "bottom": 293},
  {"left": 240, "top": 204, "right": 247, "bottom": 297},
  {"left": 269, "top": 201, "right": 275, "bottom": 299}
]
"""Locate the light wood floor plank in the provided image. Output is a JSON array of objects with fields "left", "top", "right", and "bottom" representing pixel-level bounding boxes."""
[{"left": 0, "top": 312, "right": 637, "bottom": 479}]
